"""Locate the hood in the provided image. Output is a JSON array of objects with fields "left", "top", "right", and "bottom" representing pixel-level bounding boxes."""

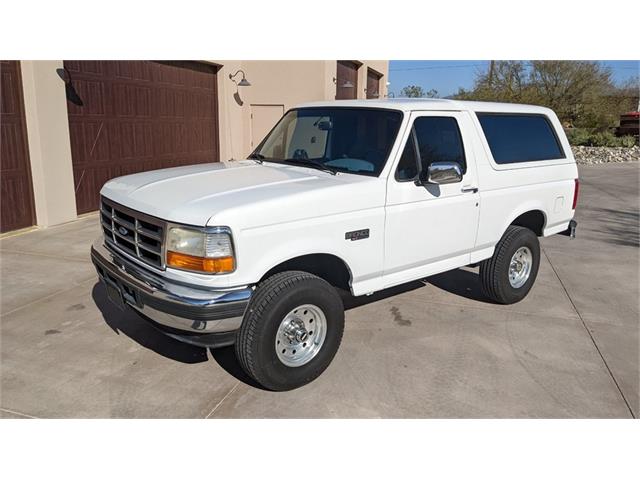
[{"left": 101, "top": 160, "right": 376, "bottom": 226}]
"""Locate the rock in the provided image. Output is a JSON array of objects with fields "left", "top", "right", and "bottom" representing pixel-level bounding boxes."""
[{"left": 571, "top": 146, "right": 640, "bottom": 165}]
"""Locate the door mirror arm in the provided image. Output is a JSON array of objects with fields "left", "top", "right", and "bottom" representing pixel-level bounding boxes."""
[{"left": 414, "top": 169, "right": 428, "bottom": 187}]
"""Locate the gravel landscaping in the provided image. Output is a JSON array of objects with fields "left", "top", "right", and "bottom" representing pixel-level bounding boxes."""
[{"left": 572, "top": 145, "right": 640, "bottom": 165}]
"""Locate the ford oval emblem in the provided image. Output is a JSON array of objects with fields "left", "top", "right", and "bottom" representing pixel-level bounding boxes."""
[{"left": 118, "top": 226, "right": 129, "bottom": 236}]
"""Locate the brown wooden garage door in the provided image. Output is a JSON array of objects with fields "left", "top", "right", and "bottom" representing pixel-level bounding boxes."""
[
  {"left": 335, "top": 61, "right": 359, "bottom": 100},
  {"left": 64, "top": 61, "right": 220, "bottom": 214},
  {"left": 366, "top": 68, "right": 382, "bottom": 99},
  {"left": 1, "top": 61, "right": 36, "bottom": 233}
]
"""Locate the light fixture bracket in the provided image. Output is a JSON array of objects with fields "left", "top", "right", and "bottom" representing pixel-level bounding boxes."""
[{"left": 229, "top": 69, "right": 251, "bottom": 87}]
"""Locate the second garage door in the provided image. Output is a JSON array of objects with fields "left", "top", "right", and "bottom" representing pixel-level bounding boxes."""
[{"left": 64, "top": 61, "right": 220, "bottom": 214}]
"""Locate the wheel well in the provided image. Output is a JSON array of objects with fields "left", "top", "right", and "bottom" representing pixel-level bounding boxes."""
[
  {"left": 511, "top": 210, "right": 545, "bottom": 236},
  {"left": 260, "top": 254, "right": 352, "bottom": 291}
]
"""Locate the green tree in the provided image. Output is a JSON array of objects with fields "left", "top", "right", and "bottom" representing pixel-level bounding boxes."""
[
  {"left": 400, "top": 85, "right": 426, "bottom": 98},
  {"left": 453, "top": 61, "right": 637, "bottom": 129}
]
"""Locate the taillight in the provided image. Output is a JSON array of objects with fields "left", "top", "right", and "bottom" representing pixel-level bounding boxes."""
[{"left": 572, "top": 179, "right": 579, "bottom": 210}]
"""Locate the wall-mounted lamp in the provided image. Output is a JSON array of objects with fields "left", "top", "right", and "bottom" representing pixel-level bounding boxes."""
[
  {"left": 333, "top": 77, "right": 354, "bottom": 88},
  {"left": 229, "top": 69, "right": 251, "bottom": 87},
  {"left": 56, "top": 67, "right": 84, "bottom": 106}
]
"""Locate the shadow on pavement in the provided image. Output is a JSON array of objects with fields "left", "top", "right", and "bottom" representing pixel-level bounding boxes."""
[
  {"left": 340, "top": 280, "right": 425, "bottom": 309},
  {"left": 427, "top": 267, "right": 496, "bottom": 304},
  {"left": 92, "top": 283, "right": 209, "bottom": 364},
  {"left": 92, "top": 267, "right": 492, "bottom": 386},
  {"left": 209, "top": 346, "right": 265, "bottom": 389},
  {"left": 585, "top": 207, "right": 639, "bottom": 248}
]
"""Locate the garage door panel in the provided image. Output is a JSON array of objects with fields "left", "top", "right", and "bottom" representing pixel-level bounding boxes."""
[
  {"left": 1, "top": 123, "right": 27, "bottom": 168},
  {"left": 112, "top": 84, "right": 134, "bottom": 117},
  {"left": 115, "top": 61, "right": 153, "bottom": 82},
  {"left": 65, "top": 60, "right": 219, "bottom": 214},
  {"left": 66, "top": 60, "right": 106, "bottom": 77},
  {"left": 89, "top": 122, "right": 111, "bottom": 162},
  {"left": 66, "top": 79, "right": 107, "bottom": 116},
  {"left": 121, "top": 85, "right": 152, "bottom": 118},
  {"left": 1, "top": 72, "right": 18, "bottom": 113},
  {"left": 1, "top": 178, "right": 32, "bottom": 229},
  {"left": 1, "top": 60, "right": 35, "bottom": 233}
]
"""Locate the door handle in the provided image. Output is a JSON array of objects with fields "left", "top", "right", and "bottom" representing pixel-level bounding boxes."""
[{"left": 461, "top": 187, "right": 478, "bottom": 193}]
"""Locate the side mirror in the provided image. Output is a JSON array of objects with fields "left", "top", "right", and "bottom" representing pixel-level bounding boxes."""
[{"left": 419, "top": 161, "right": 463, "bottom": 185}]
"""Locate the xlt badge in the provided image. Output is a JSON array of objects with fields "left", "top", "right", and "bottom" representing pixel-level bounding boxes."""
[{"left": 345, "top": 229, "right": 369, "bottom": 241}]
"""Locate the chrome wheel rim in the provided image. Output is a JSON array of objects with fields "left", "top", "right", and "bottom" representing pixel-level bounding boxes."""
[
  {"left": 275, "top": 304, "right": 327, "bottom": 367},
  {"left": 509, "top": 246, "right": 532, "bottom": 288}
]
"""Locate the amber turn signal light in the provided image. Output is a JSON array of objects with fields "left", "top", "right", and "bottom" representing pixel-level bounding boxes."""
[{"left": 167, "top": 251, "right": 235, "bottom": 273}]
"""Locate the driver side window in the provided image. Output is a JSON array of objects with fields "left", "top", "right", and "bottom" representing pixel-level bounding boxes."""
[
  {"left": 414, "top": 116, "right": 466, "bottom": 173},
  {"left": 395, "top": 116, "right": 467, "bottom": 182}
]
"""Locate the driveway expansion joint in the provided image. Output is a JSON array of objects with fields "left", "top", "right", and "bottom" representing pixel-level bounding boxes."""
[{"left": 541, "top": 246, "right": 636, "bottom": 419}]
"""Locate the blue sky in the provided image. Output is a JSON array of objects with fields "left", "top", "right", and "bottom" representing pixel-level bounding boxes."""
[{"left": 388, "top": 60, "right": 640, "bottom": 98}]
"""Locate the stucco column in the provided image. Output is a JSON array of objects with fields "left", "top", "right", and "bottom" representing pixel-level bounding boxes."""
[{"left": 20, "top": 60, "right": 77, "bottom": 227}]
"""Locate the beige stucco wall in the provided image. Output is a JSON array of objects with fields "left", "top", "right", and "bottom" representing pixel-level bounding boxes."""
[{"left": 20, "top": 60, "right": 77, "bottom": 227}]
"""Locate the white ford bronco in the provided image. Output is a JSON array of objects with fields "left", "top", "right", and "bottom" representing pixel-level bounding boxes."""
[{"left": 92, "top": 99, "right": 579, "bottom": 390}]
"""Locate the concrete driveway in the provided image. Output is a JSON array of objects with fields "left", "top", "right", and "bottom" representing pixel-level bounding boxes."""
[{"left": 1, "top": 163, "right": 637, "bottom": 418}]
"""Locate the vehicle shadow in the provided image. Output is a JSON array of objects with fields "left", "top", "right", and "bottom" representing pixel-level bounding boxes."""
[
  {"left": 340, "top": 267, "right": 494, "bottom": 308},
  {"left": 93, "top": 266, "right": 493, "bottom": 388},
  {"left": 340, "top": 281, "right": 426, "bottom": 310},
  {"left": 427, "top": 267, "right": 496, "bottom": 303},
  {"left": 93, "top": 281, "right": 264, "bottom": 387},
  {"left": 92, "top": 282, "right": 209, "bottom": 364},
  {"left": 208, "top": 347, "right": 264, "bottom": 389}
]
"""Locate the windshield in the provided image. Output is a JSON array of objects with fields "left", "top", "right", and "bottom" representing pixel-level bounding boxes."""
[{"left": 252, "top": 107, "right": 403, "bottom": 176}]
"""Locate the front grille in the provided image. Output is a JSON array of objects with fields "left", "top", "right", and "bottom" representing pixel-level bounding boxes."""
[{"left": 100, "top": 197, "right": 165, "bottom": 269}]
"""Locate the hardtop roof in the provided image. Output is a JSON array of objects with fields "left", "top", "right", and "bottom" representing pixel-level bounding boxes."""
[{"left": 294, "top": 98, "right": 556, "bottom": 115}]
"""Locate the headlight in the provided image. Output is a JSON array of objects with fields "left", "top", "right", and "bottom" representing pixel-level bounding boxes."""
[{"left": 166, "top": 226, "right": 235, "bottom": 274}]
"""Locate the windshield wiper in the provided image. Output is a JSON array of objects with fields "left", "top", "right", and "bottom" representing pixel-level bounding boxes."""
[
  {"left": 247, "top": 152, "right": 265, "bottom": 164},
  {"left": 285, "top": 158, "right": 337, "bottom": 175}
]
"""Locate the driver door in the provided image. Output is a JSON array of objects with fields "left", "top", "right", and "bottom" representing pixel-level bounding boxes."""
[{"left": 383, "top": 111, "right": 480, "bottom": 288}]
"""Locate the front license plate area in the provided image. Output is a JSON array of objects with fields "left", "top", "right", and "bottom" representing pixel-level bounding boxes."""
[{"left": 105, "top": 281, "right": 126, "bottom": 311}]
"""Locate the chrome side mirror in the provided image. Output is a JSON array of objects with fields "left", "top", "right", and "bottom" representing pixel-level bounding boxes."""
[{"left": 425, "top": 161, "right": 462, "bottom": 185}]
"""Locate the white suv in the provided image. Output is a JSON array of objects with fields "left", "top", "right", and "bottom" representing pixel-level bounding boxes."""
[{"left": 92, "top": 99, "right": 579, "bottom": 390}]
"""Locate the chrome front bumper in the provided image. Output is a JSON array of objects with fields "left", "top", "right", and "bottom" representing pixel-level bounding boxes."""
[{"left": 91, "top": 238, "right": 252, "bottom": 342}]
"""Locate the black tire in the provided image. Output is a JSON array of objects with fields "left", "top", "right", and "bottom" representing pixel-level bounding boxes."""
[
  {"left": 235, "top": 271, "right": 345, "bottom": 391},
  {"left": 480, "top": 225, "right": 540, "bottom": 304}
]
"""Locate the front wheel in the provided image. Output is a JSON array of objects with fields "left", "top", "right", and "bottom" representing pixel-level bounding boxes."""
[
  {"left": 235, "top": 271, "right": 345, "bottom": 391},
  {"left": 480, "top": 225, "right": 540, "bottom": 304}
]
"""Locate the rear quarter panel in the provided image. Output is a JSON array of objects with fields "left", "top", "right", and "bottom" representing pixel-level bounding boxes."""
[{"left": 470, "top": 108, "right": 579, "bottom": 253}]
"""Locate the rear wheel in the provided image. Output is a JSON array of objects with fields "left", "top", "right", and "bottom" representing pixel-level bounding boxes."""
[
  {"left": 235, "top": 271, "right": 344, "bottom": 391},
  {"left": 480, "top": 225, "right": 540, "bottom": 304}
]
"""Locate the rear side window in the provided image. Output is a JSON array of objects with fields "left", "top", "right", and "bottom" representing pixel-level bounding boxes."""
[{"left": 477, "top": 114, "right": 565, "bottom": 164}]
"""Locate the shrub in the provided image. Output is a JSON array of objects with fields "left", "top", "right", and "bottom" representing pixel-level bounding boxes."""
[
  {"left": 566, "top": 128, "right": 591, "bottom": 146},
  {"left": 565, "top": 128, "right": 638, "bottom": 147},
  {"left": 619, "top": 135, "right": 637, "bottom": 148},
  {"left": 590, "top": 130, "right": 619, "bottom": 147}
]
